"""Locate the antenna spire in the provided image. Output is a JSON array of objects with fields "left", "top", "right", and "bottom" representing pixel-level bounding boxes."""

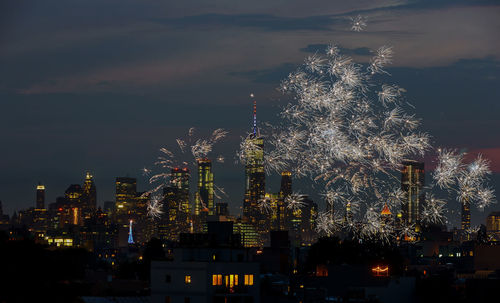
[{"left": 250, "top": 93, "right": 257, "bottom": 136}]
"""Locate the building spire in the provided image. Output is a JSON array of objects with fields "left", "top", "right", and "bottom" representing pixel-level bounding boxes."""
[
  {"left": 250, "top": 93, "right": 257, "bottom": 136},
  {"left": 128, "top": 220, "right": 134, "bottom": 244}
]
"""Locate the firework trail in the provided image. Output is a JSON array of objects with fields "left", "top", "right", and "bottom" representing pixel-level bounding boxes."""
[{"left": 144, "top": 128, "right": 229, "bottom": 218}]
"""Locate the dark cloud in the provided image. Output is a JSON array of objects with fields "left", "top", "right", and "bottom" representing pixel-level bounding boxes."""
[
  {"left": 300, "top": 44, "right": 372, "bottom": 56},
  {"left": 155, "top": 13, "right": 346, "bottom": 31}
]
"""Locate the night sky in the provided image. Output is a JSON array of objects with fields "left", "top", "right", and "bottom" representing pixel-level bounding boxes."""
[{"left": 1, "top": 0, "right": 499, "bottom": 226}]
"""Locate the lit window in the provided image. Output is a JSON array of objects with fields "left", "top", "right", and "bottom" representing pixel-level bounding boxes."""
[
  {"left": 235, "top": 275, "right": 238, "bottom": 286},
  {"left": 244, "top": 275, "right": 254, "bottom": 286},
  {"left": 185, "top": 275, "right": 191, "bottom": 284},
  {"left": 212, "top": 274, "right": 223, "bottom": 286}
]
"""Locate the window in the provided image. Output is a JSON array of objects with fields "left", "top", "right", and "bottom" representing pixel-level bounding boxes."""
[
  {"left": 184, "top": 297, "right": 190, "bottom": 303},
  {"left": 212, "top": 274, "right": 223, "bottom": 286},
  {"left": 165, "top": 296, "right": 171, "bottom": 303},
  {"left": 165, "top": 275, "right": 171, "bottom": 283},
  {"left": 244, "top": 274, "right": 254, "bottom": 286},
  {"left": 185, "top": 275, "right": 192, "bottom": 284}
]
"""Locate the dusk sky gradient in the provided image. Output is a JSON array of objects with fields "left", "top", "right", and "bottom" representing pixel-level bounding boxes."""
[{"left": 1, "top": 0, "right": 499, "bottom": 226}]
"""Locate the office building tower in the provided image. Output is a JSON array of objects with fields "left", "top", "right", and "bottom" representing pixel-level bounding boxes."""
[
  {"left": 287, "top": 195, "right": 317, "bottom": 246},
  {"left": 401, "top": 161, "right": 425, "bottom": 226},
  {"left": 115, "top": 177, "right": 137, "bottom": 210},
  {"left": 280, "top": 171, "right": 292, "bottom": 197},
  {"left": 171, "top": 167, "right": 190, "bottom": 217},
  {"left": 195, "top": 159, "right": 214, "bottom": 216},
  {"left": 243, "top": 101, "right": 267, "bottom": 243},
  {"left": 115, "top": 177, "right": 137, "bottom": 246},
  {"left": 268, "top": 193, "right": 286, "bottom": 231},
  {"left": 461, "top": 199, "right": 471, "bottom": 231},
  {"left": 36, "top": 183, "right": 45, "bottom": 209},
  {"left": 486, "top": 211, "right": 500, "bottom": 241},
  {"left": 65, "top": 184, "right": 83, "bottom": 226},
  {"left": 82, "top": 172, "right": 97, "bottom": 217}
]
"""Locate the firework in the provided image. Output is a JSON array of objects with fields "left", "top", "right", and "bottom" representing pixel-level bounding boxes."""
[{"left": 350, "top": 15, "right": 367, "bottom": 32}]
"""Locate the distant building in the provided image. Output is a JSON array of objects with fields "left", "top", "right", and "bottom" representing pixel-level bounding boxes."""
[
  {"left": 36, "top": 183, "right": 45, "bottom": 209},
  {"left": 115, "top": 177, "right": 137, "bottom": 247},
  {"left": 82, "top": 172, "right": 97, "bottom": 219},
  {"left": 243, "top": 101, "right": 267, "bottom": 245},
  {"left": 194, "top": 159, "right": 214, "bottom": 216},
  {"left": 486, "top": 211, "right": 500, "bottom": 241},
  {"left": 401, "top": 160, "right": 425, "bottom": 227}
]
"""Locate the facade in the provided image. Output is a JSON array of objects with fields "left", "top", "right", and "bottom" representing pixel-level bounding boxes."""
[
  {"left": 461, "top": 199, "right": 471, "bottom": 231},
  {"left": 36, "top": 183, "right": 45, "bottom": 209},
  {"left": 115, "top": 177, "right": 137, "bottom": 246},
  {"left": 401, "top": 161, "right": 425, "bottom": 226},
  {"left": 243, "top": 102, "right": 267, "bottom": 244},
  {"left": 194, "top": 159, "right": 214, "bottom": 216},
  {"left": 82, "top": 172, "right": 97, "bottom": 219},
  {"left": 486, "top": 211, "right": 500, "bottom": 241},
  {"left": 151, "top": 221, "right": 260, "bottom": 303}
]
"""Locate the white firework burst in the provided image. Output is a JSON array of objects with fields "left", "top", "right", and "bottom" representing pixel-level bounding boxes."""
[{"left": 350, "top": 15, "right": 367, "bottom": 32}]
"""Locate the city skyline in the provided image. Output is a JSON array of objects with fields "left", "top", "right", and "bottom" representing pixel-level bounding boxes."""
[{"left": 1, "top": 0, "right": 500, "bottom": 226}]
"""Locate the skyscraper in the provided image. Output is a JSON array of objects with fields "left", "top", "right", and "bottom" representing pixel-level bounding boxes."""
[
  {"left": 115, "top": 177, "right": 137, "bottom": 246},
  {"left": 171, "top": 167, "right": 190, "bottom": 216},
  {"left": 243, "top": 101, "right": 267, "bottom": 242},
  {"left": 36, "top": 183, "right": 45, "bottom": 209},
  {"left": 82, "top": 172, "right": 97, "bottom": 217},
  {"left": 461, "top": 199, "right": 471, "bottom": 231},
  {"left": 280, "top": 171, "right": 292, "bottom": 197},
  {"left": 401, "top": 161, "right": 425, "bottom": 226},
  {"left": 195, "top": 159, "right": 214, "bottom": 216}
]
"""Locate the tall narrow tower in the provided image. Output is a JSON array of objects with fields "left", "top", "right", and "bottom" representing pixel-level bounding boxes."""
[
  {"left": 401, "top": 161, "right": 425, "bottom": 226},
  {"left": 195, "top": 159, "right": 214, "bottom": 215},
  {"left": 461, "top": 199, "right": 471, "bottom": 231},
  {"left": 128, "top": 220, "right": 134, "bottom": 244},
  {"left": 82, "top": 172, "right": 97, "bottom": 217},
  {"left": 36, "top": 183, "right": 45, "bottom": 209},
  {"left": 243, "top": 99, "right": 267, "bottom": 243}
]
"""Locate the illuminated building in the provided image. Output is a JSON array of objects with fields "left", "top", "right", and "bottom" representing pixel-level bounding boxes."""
[
  {"left": 243, "top": 101, "right": 267, "bottom": 243},
  {"left": 115, "top": 177, "right": 137, "bottom": 213},
  {"left": 115, "top": 177, "right": 137, "bottom": 246},
  {"left": 195, "top": 159, "right": 214, "bottom": 216},
  {"left": 65, "top": 184, "right": 83, "bottom": 226},
  {"left": 171, "top": 167, "right": 191, "bottom": 217},
  {"left": 381, "top": 203, "right": 392, "bottom": 225},
  {"left": 280, "top": 171, "right": 292, "bottom": 197},
  {"left": 345, "top": 201, "right": 353, "bottom": 223},
  {"left": 82, "top": 172, "right": 97, "bottom": 218},
  {"left": 401, "top": 161, "right": 425, "bottom": 226},
  {"left": 269, "top": 193, "right": 286, "bottom": 231},
  {"left": 461, "top": 199, "right": 471, "bottom": 231},
  {"left": 486, "top": 211, "right": 500, "bottom": 241},
  {"left": 234, "top": 218, "right": 260, "bottom": 247},
  {"left": 128, "top": 220, "right": 134, "bottom": 244},
  {"left": 36, "top": 183, "right": 45, "bottom": 209},
  {"left": 287, "top": 195, "right": 317, "bottom": 246}
]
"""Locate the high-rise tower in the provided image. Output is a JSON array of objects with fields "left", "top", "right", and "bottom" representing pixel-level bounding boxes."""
[
  {"left": 401, "top": 161, "right": 425, "bottom": 226},
  {"left": 82, "top": 172, "right": 97, "bottom": 217},
  {"left": 195, "top": 159, "right": 214, "bottom": 215},
  {"left": 461, "top": 199, "right": 471, "bottom": 231},
  {"left": 243, "top": 101, "right": 266, "bottom": 222},
  {"left": 36, "top": 183, "right": 45, "bottom": 209}
]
